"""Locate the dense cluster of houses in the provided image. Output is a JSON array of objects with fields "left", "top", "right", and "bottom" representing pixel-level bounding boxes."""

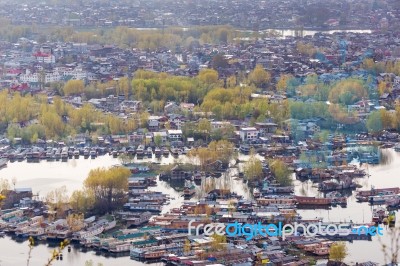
[
  {"left": 1, "top": 0, "right": 398, "bottom": 30},
  {"left": 1, "top": 29, "right": 400, "bottom": 91}
]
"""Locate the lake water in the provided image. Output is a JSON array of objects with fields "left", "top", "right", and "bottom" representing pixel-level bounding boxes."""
[
  {"left": 236, "top": 28, "right": 372, "bottom": 38},
  {"left": 270, "top": 29, "right": 372, "bottom": 37},
  {"left": 0, "top": 150, "right": 399, "bottom": 264},
  {"left": 295, "top": 148, "right": 400, "bottom": 264}
]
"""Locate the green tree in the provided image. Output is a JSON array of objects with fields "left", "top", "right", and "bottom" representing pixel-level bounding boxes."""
[
  {"left": 69, "top": 189, "right": 95, "bottom": 213},
  {"left": 154, "top": 135, "right": 162, "bottom": 147},
  {"left": 329, "top": 242, "right": 348, "bottom": 262},
  {"left": 366, "top": 111, "right": 383, "bottom": 134},
  {"left": 184, "top": 239, "right": 191, "bottom": 255},
  {"left": 244, "top": 150, "right": 263, "bottom": 181},
  {"left": 197, "top": 118, "right": 211, "bottom": 141},
  {"left": 269, "top": 159, "right": 292, "bottom": 186},
  {"left": 211, "top": 233, "right": 227, "bottom": 251}
]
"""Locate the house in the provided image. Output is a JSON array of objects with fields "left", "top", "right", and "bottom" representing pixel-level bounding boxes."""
[
  {"left": 153, "top": 131, "right": 168, "bottom": 143},
  {"left": 306, "top": 122, "right": 320, "bottom": 134},
  {"left": 269, "top": 94, "right": 286, "bottom": 104},
  {"left": 120, "top": 100, "right": 142, "bottom": 113},
  {"left": 33, "top": 52, "right": 56, "bottom": 64},
  {"left": 164, "top": 102, "right": 180, "bottom": 114},
  {"left": 211, "top": 121, "right": 232, "bottom": 130},
  {"left": 180, "top": 103, "right": 195, "bottom": 112},
  {"left": 394, "top": 76, "right": 400, "bottom": 85},
  {"left": 148, "top": 116, "right": 163, "bottom": 131},
  {"left": 347, "top": 99, "right": 372, "bottom": 118},
  {"left": 129, "top": 133, "right": 145, "bottom": 144},
  {"left": 254, "top": 122, "right": 278, "bottom": 135},
  {"left": 239, "top": 127, "right": 259, "bottom": 142},
  {"left": 168, "top": 114, "right": 185, "bottom": 130},
  {"left": 168, "top": 129, "right": 183, "bottom": 141}
]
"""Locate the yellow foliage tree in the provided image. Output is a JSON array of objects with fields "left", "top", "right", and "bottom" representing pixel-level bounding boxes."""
[
  {"left": 63, "top": 80, "right": 85, "bottom": 96},
  {"left": 243, "top": 150, "right": 263, "bottom": 181},
  {"left": 66, "top": 213, "right": 85, "bottom": 232},
  {"left": 248, "top": 64, "right": 271, "bottom": 88},
  {"left": 83, "top": 167, "right": 130, "bottom": 214},
  {"left": 198, "top": 69, "right": 219, "bottom": 85},
  {"left": 329, "top": 242, "right": 348, "bottom": 262}
]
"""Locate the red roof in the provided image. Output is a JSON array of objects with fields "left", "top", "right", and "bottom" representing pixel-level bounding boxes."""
[
  {"left": 7, "top": 69, "right": 21, "bottom": 74},
  {"left": 10, "top": 83, "right": 29, "bottom": 91}
]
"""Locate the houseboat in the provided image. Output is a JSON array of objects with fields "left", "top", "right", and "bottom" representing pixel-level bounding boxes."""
[
  {"left": 193, "top": 172, "right": 202, "bottom": 183},
  {"left": 318, "top": 178, "right": 356, "bottom": 192},
  {"left": 295, "top": 196, "right": 331, "bottom": 206},
  {"left": 171, "top": 147, "right": 180, "bottom": 157},
  {"left": 136, "top": 145, "right": 145, "bottom": 157},
  {"left": 45, "top": 149, "right": 54, "bottom": 160},
  {"left": 55, "top": 148, "right": 62, "bottom": 160},
  {"left": 124, "top": 202, "right": 162, "bottom": 213},
  {"left": 154, "top": 147, "right": 161, "bottom": 157},
  {"left": 68, "top": 147, "right": 74, "bottom": 158},
  {"left": 369, "top": 192, "right": 399, "bottom": 205},
  {"left": 109, "top": 242, "right": 131, "bottom": 253},
  {"left": 372, "top": 207, "right": 388, "bottom": 223},
  {"left": 0, "top": 158, "right": 7, "bottom": 169},
  {"left": 256, "top": 196, "right": 297, "bottom": 207},
  {"left": 395, "top": 144, "right": 400, "bottom": 152},
  {"left": 112, "top": 149, "right": 119, "bottom": 158},
  {"left": 356, "top": 187, "right": 400, "bottom": 202},
  {"left": 124, "top": 212, "right": 153, "bottom": 227},
  {"left": 61, "top": 147, "right": 68, "bottom": 161},
  {"left": 131, "top": 244, "right": 182, "bottom": 261},
  {"left": 72, "top": 219, "right": 117, "bottom": 241},
  {"left": 90, "top": 149, "right": 97, "bottom": 159},
  {"left": 146, "top": 147, "right": 153, "bottom": 157},
  {"left": 326, "top": 191, "right": 347, "bottom": 206},
  {"left": 162, "top": 147, "right": 169, "bottom": 156},
  {"left": 83, "top": 148, "right": 90, "bottom": 158},
  {"left": 127, "top": 146, "right": 136, "bottom": 156}
]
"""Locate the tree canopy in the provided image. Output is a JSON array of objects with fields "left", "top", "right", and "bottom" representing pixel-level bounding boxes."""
[
  {"left": 83, "top": 167, "right": 131, "bottom": 214},
  {"left": 329, "top": 242, "right": 348, "bottom": 262}
]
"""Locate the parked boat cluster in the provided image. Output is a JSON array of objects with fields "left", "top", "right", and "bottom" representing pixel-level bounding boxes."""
[
  {"left": 0, "top": 142, "right": 193, "bottom": 167},
  {"left": 0, "top": 209, "right": 116, "bottom": 242}
]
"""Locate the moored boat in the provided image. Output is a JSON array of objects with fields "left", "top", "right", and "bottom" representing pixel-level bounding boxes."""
[
  {"left": 0, "top": 158, "right": 8, "bottom": 169},
  {"left": 295, "top": 196, "right": 331, "bottom": 205}
]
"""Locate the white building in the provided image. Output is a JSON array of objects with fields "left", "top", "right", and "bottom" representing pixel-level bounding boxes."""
[
  {"left": 19, "top": 70, "right": 61, "bottom": 83},
  {"left": 34, "top": 53, "right": 56, "bottom": 64},
  {"left": 211, "top": 121, "right": 232, "bottom": 130},
  {"left": 239, "top": 127, "right": 259, "bottom": 142},
  {"left": 63, "top": 67, "right": 87, "bottom": 80},
  {"left": 167, "top": 130, "right": 183, "bottom": 141}
]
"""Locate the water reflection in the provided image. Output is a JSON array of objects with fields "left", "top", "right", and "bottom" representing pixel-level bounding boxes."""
[{"left": 379, "top": 148, "right": 394, "bottom": 166}]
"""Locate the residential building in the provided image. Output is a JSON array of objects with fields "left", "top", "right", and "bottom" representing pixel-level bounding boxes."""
[{"left": 239, "top": 127, "right": 259, "bottom": 142}]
